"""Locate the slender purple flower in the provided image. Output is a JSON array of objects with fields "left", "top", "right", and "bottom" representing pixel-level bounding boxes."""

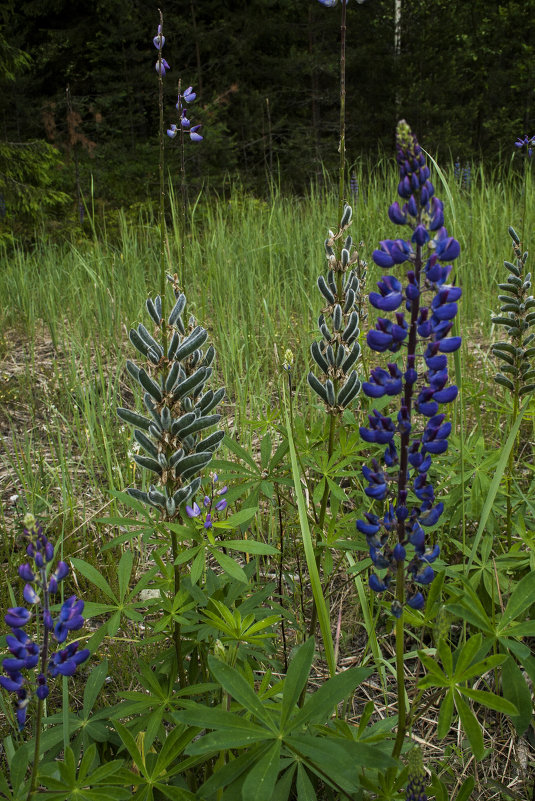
[
  {"left": 186, "top": 477, "right": 229, "bottom": 530},
  {"left": 357, "top": 121, "right": 460, "bottom": 616}
]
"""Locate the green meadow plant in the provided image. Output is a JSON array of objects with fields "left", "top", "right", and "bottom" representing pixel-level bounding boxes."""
[{"left": 491, "top": 136, "right": 535, "bottom": 546}]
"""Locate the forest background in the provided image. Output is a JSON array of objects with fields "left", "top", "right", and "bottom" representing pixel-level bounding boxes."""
[{"left": 1, "top": 0, "right": 534, "bottom": 241}]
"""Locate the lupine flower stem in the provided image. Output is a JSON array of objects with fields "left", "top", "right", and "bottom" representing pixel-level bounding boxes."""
[
  {"left": 27, "top": 599, "right": 50, "bottom": 799},
  {"left": 338, "top": 0, "right": 347, "bottom": 220},
  {"left": 157, "top": 10, "right": 168, "bottom": 363}
]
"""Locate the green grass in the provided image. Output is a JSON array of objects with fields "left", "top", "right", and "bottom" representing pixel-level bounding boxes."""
[{"left": 0, "top": 159, "right": 534, "bottom": 800}]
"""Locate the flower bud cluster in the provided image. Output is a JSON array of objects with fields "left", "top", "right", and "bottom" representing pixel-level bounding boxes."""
[
  {"left": 117, "top": 284, "right": 225, "bottom": 518},
  {"left": 491, "top": 227, "right": 535, "bottom": 396},
  {"left": 186, "top": 473, "right": 228, "bottom": 530},
  {"left": 357, "top": 121, "right": 461, "bottom": 617},
  {"left": 307, "top": 204, "right": 362, "bottom": 413},
  {"left": 0, "top": 516, "right": 89, "bottom": 729}
]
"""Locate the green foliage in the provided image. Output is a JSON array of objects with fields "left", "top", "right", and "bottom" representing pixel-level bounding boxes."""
[
  {"left": 175, "top": 639, "right": 395, "bottom": 800},
  {"left": 0, "top": 140, "right": 70, "bottom": 244}
]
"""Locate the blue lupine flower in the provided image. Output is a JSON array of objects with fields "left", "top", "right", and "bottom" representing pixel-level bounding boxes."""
[
  {"left": 186, "top": 480, "right": 229, "bottom": 529},
  {"left": 357, "top": 121, "right": 459, "bottom": 616},
  {"left": 171, "top": 86, "right": 204, "bottom": 143},
  {"left": 155, "top": 58, "right": 170, "bottom": 76},
  {"left": 515, "top": 134, "right": 535, "bottom": 158}
]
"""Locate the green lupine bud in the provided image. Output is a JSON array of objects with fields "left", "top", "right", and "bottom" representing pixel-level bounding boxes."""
[
  {"left": 138, "top": 324, "right": 162, "bottom": 355},
  {"left": 144, "top": 394, "right": 162, "bottom": 428},
  {"left": 197, "top": 430, "right": 224, "bottom": 452},
  {"left": 202, "top": 345, "right": 216, "bottom": 368},
  {"left": 180, "top": 414, "right": 221, "bottom": 439},
  {"left": 175, "top": 327, "right": 209, "bottom": 362},
  {"left": 146, "top": 347, "right": 160, "bottom": 364},
  {"left": 498, "top": 295, "right": 521, "bottom": 306},
  {"left": 500, "top": 364, "right": 519, "bottom": 374},
  {"left": 504, "top": 260, "right": 520, "bottom": 277},
  {"left": 498, "top": 283, "right": 519, "bottom": 295},
  {"left": 493, "top": 351, "right": 515, "bottom": 366},
  {"left": 327, "top": 270, "right": 337, "bottom": 294},
  {"left": 138, "top": 369, "right": 163, "bottom": 402},
  {"left": 160, "top": 406, "right": 172, "bottom": 430},
  {"left": 524, "top": 347, "right": 535, "bottom": 358},
  {"left": 129, "top": 328, "right": 150, "bottom": 357},
  {"left": 332, "top": 304, "right": 343, "bottom": 331},
  {"left": 492, "top": 341, "right": 518, "bottom": 354},
  {"left": 526, "top": 312, "right": 535, "bottom": 324},
  {"left": 335, "top": 344, "right": 345, "bottom": 367},
  {"left": 166, "top": 497, "right": 176, "bottom": 517},
  {"left": 169, "top": 449, "right": 185, "bottom": 468},
  {"left": 148, "top": 487, "right": 166, "bottom": 508},
  {"left": 491, "top": 316, "right": 517, "bottom": 326},
  {"left": 324, "top": 240, "right": 335, "bottom": 259},
  {"left": 311, "top": 342, "right": 329, "bottom": 374},
  {"left": 213, "top": 639, "right": 225, "bottom": 660},
  {"left": 525, "top": 299, "right": 535, "bottom": 310},
  {"left": 344, "top": 235, "right": 352, "bottom": 249},
  {"left": 172, "top": 368, "right": 208, "bottom": 401},
  {"left": 23, "top": 512, "right": 36, "bottom": 530},
  {"left": 507, "top": 275, "right": 523, "bottom": 287},
  {"left": 171, "top": 412, "right": 196, "bottom": 437},
  {"left": 126, "top": 360, "right": 141, "bottom": 381},
  {"left": 340, "top": 203, "right": 352, "bottom": 228},
  {"left": 198, "top": 387, "right": 225, "bottom": 414},
  {"left": 133, "top": 454, "right": 162, "bottom": 474},
  {"left": 117, "top": 407, "right": 152, "bottom": 431},
  {"left": 509, "top": 226, "right": 520, "bottom": 244},
  {"left": 168, "top": 330, "right": 179, "bottom": 359},
  {"left": 134, "top": 430, "right": 159, "bottom": 458},
  {"left": 126, "top": 488, "right": 150, "bottom": 504},
  {"left": 168, "top": 293, "right": 186, "bottom": 326},
  {"left": 521, "top": 369, "right": 535, "bottom": 382},
  {"left": 146, "top": 297, "right": 161, "bottom": 326},
  {"left": 307, "top": 372, "right": 329, "bottom": 404},
  {"left": 337, "top": 371, "right": 361, "bottom": 407},
  {"left": 342, "top": 311, "right": 359, "bottom": 343},
  {"left": 154, "top": 295, "right": 162, "bottom": 319},
  {"left": 166, "top": 361, "right": 180, "bottom": 392},
  {"left": 341, "top": 248, "right": 350, "bottom": 268},
  {"left": 500, "top": 304, "right": 521, "bottom": 314},
  {"left": 317, "top": 275, "right": 336, "bottom": 304},
  {"left": 495, "top": 374, "right": 515, "bottom": 390},
  {"left": 519, "top": 383, "right": 535, "bottom": 395},
  {"left": 180, "top": 452, "right": 213, "bottom": 480},
  {"left": 325, "top": 345, "right": 335, "bottom": 366},
  {"left": 324, "top": 379, "right": 335, "bottom": 407},
  {"left": 342, "top": 341, "right": 361, "bottom": 371},
  {"left": 343, "top": 287, "right": 356, "bottom": 312}
]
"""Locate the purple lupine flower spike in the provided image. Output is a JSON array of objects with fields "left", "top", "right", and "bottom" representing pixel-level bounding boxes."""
[
  {"left": 357, "top": 121, "right": 460, "bottom": 616},
  {"left": 1, "top": 515, "right": 90, "bottom": 730}
]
